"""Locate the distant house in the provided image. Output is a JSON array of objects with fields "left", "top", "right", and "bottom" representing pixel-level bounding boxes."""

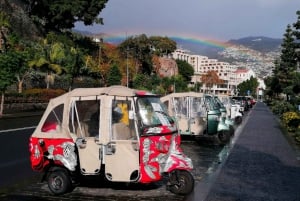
[{"left": 234, "top": 68, "right": 256, "bottom": 85}]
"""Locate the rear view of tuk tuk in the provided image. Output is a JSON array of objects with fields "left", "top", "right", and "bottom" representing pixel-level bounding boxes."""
[
  {"left": 29, "top": 86, "right": 194, "bottom": 196},
  {"left": 160, "top": 92, "right": 207, "bottom": 138},
  {"left": 203, "top": 94, "right": 231, "bottom": 144},
  {"left": 161, "top": 92, "right": 232, "bottom": 144}
]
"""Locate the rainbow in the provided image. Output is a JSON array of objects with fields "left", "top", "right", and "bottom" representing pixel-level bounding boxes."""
[{"left": 100, "top": 32, "right": 232, "bottom": 50}]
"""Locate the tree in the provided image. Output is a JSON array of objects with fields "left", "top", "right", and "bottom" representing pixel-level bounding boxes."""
[
  {"left": 293, "top": 10, "right": 300, "bottom": 57},
  {"left": 176, "top": 59, "right": 194, "bottom": 82},
  {"left": 148, "top": 36, "right": 177, "bottom": 56},
  {"left": 0, "top": 51, "right": 26, "bottom": 116},
  {"left": 29, "top": 39, "right": 65, "bottom": 88},
  {"left": 201, "top": 70, "right": 223, "bottom": 93},
  {"left": 118, "top": 34, "right": 153, "bottom": 76},
  {"left": 265, "top": 76, "right": 282, "bottom": 98},
  {"left": 275, "top": 25, "right": 297, "bottom": 93},
  {"left": 0, "top": 11, "right": 10, "bottom": 53},
  {"left": 237, "top": 76, "right": 259, "bottom": 96},
  {"left": 25, "top": 0, "right": 109, "bottom": 32},
  {"left": 107, "top": 64, "right": 121, "bottom": 86},
  {"left": 28, "top": 32, "right": 89, "bottom": 89}
]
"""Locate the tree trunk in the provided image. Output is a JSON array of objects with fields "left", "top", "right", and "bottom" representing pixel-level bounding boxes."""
[
  {"left": 0, "top": 92, "right": 4, "bottom": 117},
  {"left": 18, "top": 80, "right": 23, "bottom": 93}
]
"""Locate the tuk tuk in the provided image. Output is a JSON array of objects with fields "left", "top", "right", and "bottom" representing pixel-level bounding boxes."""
[
  {"left": 213, "top": 95, "right": 236, "bottom": 136},
  {"left": 160, "top": 92, "right": 207, "bottom": 138},
  {"left": 203, "top": 94, "right": 231, "bottom": 144},
  {"left": 29, "top": 86, "right": 194, "bottom": 195},
  {"left": 218, "top": 95, "right": 243, "bottom": 125}
]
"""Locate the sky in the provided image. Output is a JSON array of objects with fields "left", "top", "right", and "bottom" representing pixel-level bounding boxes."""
[{"left": 75, "top": 0, "right": 300, "bottom": 42}]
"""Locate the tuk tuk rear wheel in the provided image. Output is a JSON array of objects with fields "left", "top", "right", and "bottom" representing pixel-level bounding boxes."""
[
  {"left": 47, "top": 169, "right": 72, "bottom": 195},
  {"left": 168, "top": 170, "right": 194, "bottom": 195},
  {"left": 218, "top": 130, "right": 230, "bottom": 144},
  {"left": 235, "top": 116, "right": 242, "bottom": 125}
]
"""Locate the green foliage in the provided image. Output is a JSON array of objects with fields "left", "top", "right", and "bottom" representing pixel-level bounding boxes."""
[
  {"left": 282, "top": 111, "right": 300, "bottom": 132},
  {"left": 0, "top": 50, "right": 28, "bottom": 92},
  {"left": 237, "top": 76, "right": 259, "bottom": 96},
  {"left": 107, "top": 64, "right": 121, "bottom": 86},
  {"left": 275, "top": 25, "right": 297, "bottom": 90},
  {"left": 26, "top": 0, "right": 108, "bottom": 31},
  {"left": 176, "top": 59, "right": 194, "bottom": 82},
  {"left": 119, "top": 35, "right": 177, "bottom": 76},
  {"left": 118, "top": 34, "right": 153, "bottom": 75},
  {"left": 148, "top": 36, "right": 177, "bottom": 56},
  {"left": 5, "top": 88, "right": 66, "bottom": 103},
  {"left": 133, "top": 74, "right": 150, "bottom": 90},
  {"left": 270, "top": 100, "right": 295, "bottom": 117}
]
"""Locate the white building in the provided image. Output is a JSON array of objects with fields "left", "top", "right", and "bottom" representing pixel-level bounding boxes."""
[
  {"left": 172, "top": 49, "right": 238, "bottom": 95},
  {"left": 233, "top": 68, "right": 256, "bottom": 85}
]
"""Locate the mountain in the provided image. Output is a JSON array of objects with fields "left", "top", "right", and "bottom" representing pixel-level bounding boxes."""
[
  {"left": 227, "top": 36, "right": 282, "bottom": 53},
  {"left": 169, "top": 37, "right": 226, "bottom": 59},
  {"left": 171, "top": 36, "right": 282, "bottom": 59}
]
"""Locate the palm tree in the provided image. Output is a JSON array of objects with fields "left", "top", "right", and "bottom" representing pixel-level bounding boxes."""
[{"left": 29, "top": 40, "right": 65, "bottom": 88}]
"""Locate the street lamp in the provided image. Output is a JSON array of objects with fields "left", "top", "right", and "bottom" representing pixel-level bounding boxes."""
[
  {"left": 126, "top": 46, "right": 129, "bottom": 87},
  {"left": 173, "top": 66, "right": 176, "bottom": 93}
]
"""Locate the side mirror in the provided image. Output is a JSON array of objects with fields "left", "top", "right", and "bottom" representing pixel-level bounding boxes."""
[{"left": 129, "top": 110, "right": 135, "bottom": 120}]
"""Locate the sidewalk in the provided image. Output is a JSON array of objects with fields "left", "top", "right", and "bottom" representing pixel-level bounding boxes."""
[
  {"left": 189, "top": 102, "right": 300, "bottom": 201},
  {"left": 207, "top": 102, "right": 300, "bottom": 201}
]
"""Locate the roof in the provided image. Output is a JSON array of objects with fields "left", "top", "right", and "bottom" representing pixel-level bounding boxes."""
[{"left": 160, "top": 92, "right": 204, "bottom": 101}]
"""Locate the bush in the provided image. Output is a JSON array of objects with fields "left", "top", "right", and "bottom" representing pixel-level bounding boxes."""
[
  {"left": 282, "top": 111, "right": 300, "bottom": 132},
  {"left": 5, "top": 88, "right": 66, "bottom": 103},
  {"left": 271, "top": 100, "right": 295, "bottom": 118}
]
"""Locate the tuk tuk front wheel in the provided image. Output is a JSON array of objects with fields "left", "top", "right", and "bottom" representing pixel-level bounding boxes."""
[
  {"left": 168, "top": 170, "right": 194, "bottom": 195},
  {"left": 47, "top": 168, "right": 72, "bottom": 195}
]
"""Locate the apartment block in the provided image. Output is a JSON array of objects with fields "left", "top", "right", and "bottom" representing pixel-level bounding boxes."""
[{"left": 172, "top": 49, "right": 257, "bottom": 95}]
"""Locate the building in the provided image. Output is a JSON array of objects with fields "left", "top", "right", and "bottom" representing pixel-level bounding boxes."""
[
  {"left": 234, "top": 68, "right": 256, "bottom": 85},
  {"left": 172, "top": 49, "right": 238, "bottom": 95}
]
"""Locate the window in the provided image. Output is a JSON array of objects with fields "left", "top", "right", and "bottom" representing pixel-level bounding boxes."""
[
  {"left": 42, "top": 104, "right": 64, "bottom": 133},
  {"left": 111, "top": 100, "right": 135, "bottom": 140},
  {"left": 69, "top": 100, "right": 100, "bottom": 137}
]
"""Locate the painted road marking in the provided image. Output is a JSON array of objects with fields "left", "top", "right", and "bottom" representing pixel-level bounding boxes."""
[{"left": 0, "top": 126, "right": 36, "bottom": 133}]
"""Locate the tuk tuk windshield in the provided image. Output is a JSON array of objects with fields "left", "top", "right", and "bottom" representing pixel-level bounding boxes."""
[
  {"left": 204, "top": 95, "right": 219, "bottom": 111},
  {"left": 214, "top": 96, "right": 225, "bottom": 108},
  {"left": 137, "top": 97, "right": 173, "bottom": 126},
  {"left": 173, "top": 97, "right": 205, "bottom": 118}
]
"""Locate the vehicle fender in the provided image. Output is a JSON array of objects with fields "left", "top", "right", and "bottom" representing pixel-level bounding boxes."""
[{"left": 217, "top": 121, "right": 229, "bottom": 132}]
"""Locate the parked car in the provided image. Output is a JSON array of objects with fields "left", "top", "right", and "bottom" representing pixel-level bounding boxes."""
[{"left": 245, "top": 96, "right": 256, "bottom": 107}]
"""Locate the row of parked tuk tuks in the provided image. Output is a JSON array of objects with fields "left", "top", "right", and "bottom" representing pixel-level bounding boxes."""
[
  {"left": 161, "top": 93, "right": 254, "bottom": 144},
  {"left": 28, "top": 86, "right": 254, "bottom": 197}
]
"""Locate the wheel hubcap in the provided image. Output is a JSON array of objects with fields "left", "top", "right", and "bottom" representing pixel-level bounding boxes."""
[{"left": 52, "top": 176, "right": 63, "bottom": 190}]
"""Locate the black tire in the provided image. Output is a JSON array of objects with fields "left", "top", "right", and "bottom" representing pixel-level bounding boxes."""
[
  {"left": 235, "top": 116, "right": 242, "bottom": 125},
  {"left": 47, "top": 169, "right": 72, "bottom": 195},
  {"left": 229, "top": 125, "right": 235, "bottom": 136},
  {"left": 218, "top": 130, "right": 230, "bottom": 144},
  {"left": 168, "top": 170, "right": 194, "bottom": 195}
]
